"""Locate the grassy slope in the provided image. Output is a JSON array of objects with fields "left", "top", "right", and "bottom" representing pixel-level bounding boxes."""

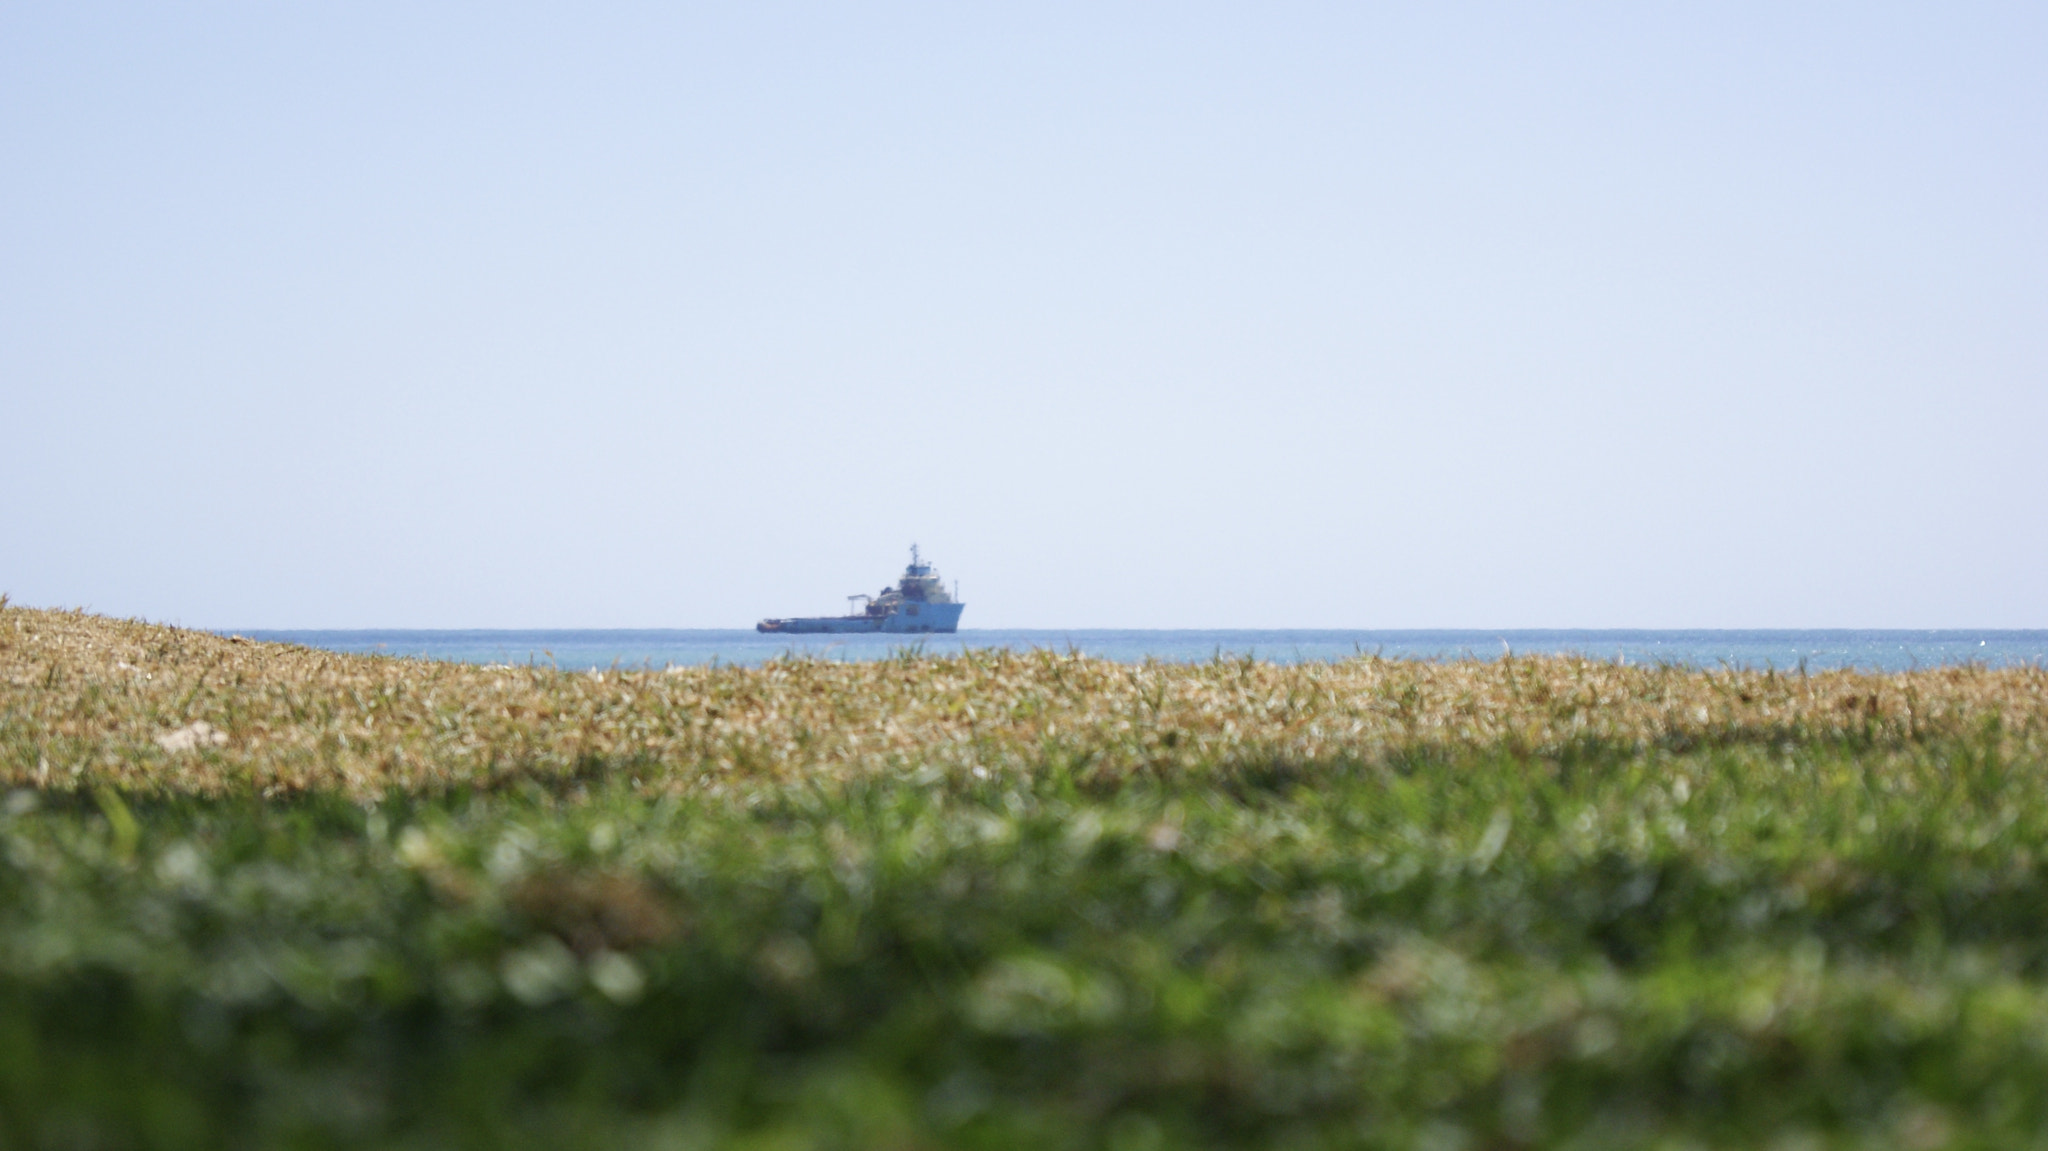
[{"left": 4, "top": 606, "right": 2048, "bottom": 1149}]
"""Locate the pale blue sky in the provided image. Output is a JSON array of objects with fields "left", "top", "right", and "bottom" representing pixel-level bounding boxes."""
[{"left": 4, "top": 3, "right": 2043, "bottom": 628}]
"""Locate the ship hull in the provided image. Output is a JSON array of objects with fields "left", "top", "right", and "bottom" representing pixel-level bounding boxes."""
[
  {"left": 756, "top": 616, "right": 882, "bottom": 634},
  {"left": 880, "top": 602, "right": 964, "bottom": 633},
  {"left": 757, "top": 602, "right": 965, "bottom": 635}
]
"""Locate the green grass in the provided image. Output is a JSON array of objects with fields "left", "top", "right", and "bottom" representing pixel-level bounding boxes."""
[
  {"left": 8, "top": 737, "right": 2048, "bottom": 1149},
  {"left": 5, "top": 607, "right": 2048, "bottom": 1148}
]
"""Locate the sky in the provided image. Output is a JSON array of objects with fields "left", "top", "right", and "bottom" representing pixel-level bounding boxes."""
[{"left": 3, "top": 2, "right": 2043, "bottom": 629}]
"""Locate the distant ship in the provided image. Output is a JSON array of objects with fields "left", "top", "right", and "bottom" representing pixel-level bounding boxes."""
[{"left": 757, "top": 546, "right": 966, "bottom": 634}]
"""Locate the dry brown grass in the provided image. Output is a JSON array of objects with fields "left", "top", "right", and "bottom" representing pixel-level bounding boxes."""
[{"left": 4, "top": 605, "right": 2044, "bottom": 798}]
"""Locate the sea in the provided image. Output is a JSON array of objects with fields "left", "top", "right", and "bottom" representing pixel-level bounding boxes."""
[{"left": 235, "top": 629, "right": 2048, "bottom": 674}]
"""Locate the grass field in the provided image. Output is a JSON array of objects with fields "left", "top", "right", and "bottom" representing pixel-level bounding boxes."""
[{"left": 5, "top": 604, "right": 2048, "bottom": 1149}]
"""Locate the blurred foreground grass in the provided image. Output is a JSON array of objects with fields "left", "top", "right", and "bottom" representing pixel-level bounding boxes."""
[{"left": 5, "top": 605, "right": 2048, "bottom": 1149}]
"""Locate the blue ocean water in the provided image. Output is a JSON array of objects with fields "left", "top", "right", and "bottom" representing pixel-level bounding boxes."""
[{"left": 235, "top": 629, "right": 2048, "bottom": 673}]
